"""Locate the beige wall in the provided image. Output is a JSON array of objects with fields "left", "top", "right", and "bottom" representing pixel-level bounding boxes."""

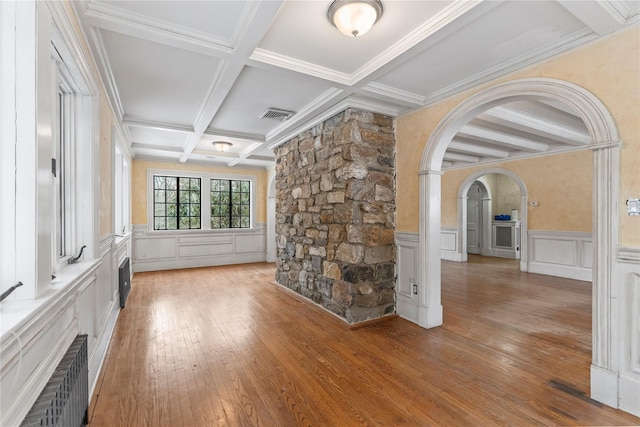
[
  {"left": 131, "top": 159, "right": 268, "bottom": 225},
  {"left": 98, "top": 94, "right": 113, "bottom": 239},
  {"left": 489, "top": 174, "right": 520, "bottom": 216},
  {"left": 441, "top": 151, "right": 592, "bottom": 232},
  {"left": 396, "top": 26, "right": 640, "bottom": 246}
]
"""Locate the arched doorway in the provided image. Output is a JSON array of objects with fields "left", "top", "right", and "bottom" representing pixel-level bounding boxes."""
[
  {"left": 458, "top": 169, "right": 527, "bottom": 268},
  {"left": 415, "top": 77, "right": 620, "bottom": 406}
]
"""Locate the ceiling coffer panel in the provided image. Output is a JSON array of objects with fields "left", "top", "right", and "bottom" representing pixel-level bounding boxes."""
[{"left": 99, "top": 29, "right": 223, "bottom": 126}]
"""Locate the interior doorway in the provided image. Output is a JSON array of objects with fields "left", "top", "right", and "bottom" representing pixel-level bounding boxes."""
[
  {"left": 415, "top": 77, "right": 621, "bottom": 408},
  {"left": 465, "top": 181, "right": 485, "bottom": 255}
]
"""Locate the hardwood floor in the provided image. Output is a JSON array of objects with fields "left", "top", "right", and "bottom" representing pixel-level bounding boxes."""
[{"left": 89, "top": 258, "right": 640, "bottom": 426}]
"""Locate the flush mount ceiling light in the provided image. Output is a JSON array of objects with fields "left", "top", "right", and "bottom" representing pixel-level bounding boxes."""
[
  {"left": 328, "top": 0, "right": 383, "bottom": 38},
  {"left": 212, "top": 141, "right": 233, "bottom": 152}
]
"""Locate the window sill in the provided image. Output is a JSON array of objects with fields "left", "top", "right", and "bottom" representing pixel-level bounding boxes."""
[
  {"left": 0, "top": 259, "right": 100, "bottom": 341},
  {"left": 143, "top": 227, "right": 263, "bottom": 236}
]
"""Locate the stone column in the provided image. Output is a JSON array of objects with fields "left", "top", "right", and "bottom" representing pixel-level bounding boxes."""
[{"left": 274, "top": 109, "right": 396, "bottom": 324}]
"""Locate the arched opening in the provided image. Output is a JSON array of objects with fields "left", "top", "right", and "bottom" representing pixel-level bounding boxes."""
[
  {"left": 416, "top": 78, "right": 620, "bottom": 405},
  {"left": 457, "top": 169, "right": 527, "bottom": 268}
]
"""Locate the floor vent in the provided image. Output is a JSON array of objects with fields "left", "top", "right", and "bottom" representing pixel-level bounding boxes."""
[
  {"left": 259, "top": 108, "right": 295, "bottom": 122},
  {"left": 119, "top": 257, "right": 131, "bottom": 308},
  {"left": 21, "top": 334, "right": 88, "bottom": 426}
]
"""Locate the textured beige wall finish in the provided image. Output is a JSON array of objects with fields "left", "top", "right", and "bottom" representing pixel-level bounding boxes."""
[
  {"left": 131, "top": 160, "right": 268, "bottom": 224},
  {"left": 396, "top": 26, "right": 639, "bottom": 245}
]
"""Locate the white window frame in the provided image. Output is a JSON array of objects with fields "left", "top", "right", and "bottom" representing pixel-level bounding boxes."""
[
  {"left": 146, "top": 168, "right": 257, "bottom": 233},
  {"left": 51, "top": 54, "right": 78, "bottom": 272}
]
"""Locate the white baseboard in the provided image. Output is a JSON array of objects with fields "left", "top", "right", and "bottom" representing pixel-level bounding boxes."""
[
  {"left": 591, "top": 365, "right": 619, "bottom": 408},
  {"left": 619, "top": 375, "right": 640, "bottom": 417},
  {"left": 441, "top": 249, "right": 462, "bottom": 262}
]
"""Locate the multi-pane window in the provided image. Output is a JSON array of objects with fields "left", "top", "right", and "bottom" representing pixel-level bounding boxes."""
[
  {"left": 210, "top": 179, "right": 251, "bottom": 229},
  {"left": 153, "top": 176, "right": 201, "bottom": 230}
]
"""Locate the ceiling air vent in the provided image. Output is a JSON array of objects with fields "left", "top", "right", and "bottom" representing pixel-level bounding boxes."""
[{"left": 259, "top": 108, "right": 295, "bottom": 122}]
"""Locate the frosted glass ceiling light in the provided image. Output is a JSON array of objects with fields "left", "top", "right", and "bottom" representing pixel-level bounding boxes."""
[
  {"left": 328, "top": 0, "right": 383, "bottom": 38},
  {"left": 213, "top": 141, "right": 233, "bottom": 152}
]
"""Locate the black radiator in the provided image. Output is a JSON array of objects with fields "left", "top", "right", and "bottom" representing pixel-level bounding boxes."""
[
  {"left": 21, "top": 334, "right": 88, "bottom": 426},
  {"left": 119, "top": 257, "right": 131, "bottom": 308}
]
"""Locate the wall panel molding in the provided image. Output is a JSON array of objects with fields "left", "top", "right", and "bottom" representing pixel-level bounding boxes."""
[
  {"left": 132, "top": 223, "right": 266, "bottom": 272},
  {"left": 528, "top": 230, "right": 592, "bottom": 281}
]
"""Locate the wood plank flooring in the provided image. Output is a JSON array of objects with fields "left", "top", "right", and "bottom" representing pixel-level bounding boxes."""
[{"left": 89, "top": 258, "right": 640, "bottom": 426}]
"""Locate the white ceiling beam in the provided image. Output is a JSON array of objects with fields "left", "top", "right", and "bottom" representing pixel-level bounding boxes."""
[
  {"left": 458, "top": 124, "right": 550, "bottom": 152},
  {"left": 499, "top": 101, "right": 589, "bottom": 134},
  {"left": 479, "top": 107, "right": 591, "bottom": 147},
  {"left": 448, "top": 139, "right": 510, "bottom": 158},
  {"left": 558, "top": 1, "right": 626, "bottom": 36},
  {"left": 178, "top": 0, "right": 285, "bottom": 163},
  {"left": 131, "top": 143, "right": 183, "bottom": 153},
  {"left": 123, "top": 117, "right": 194, "bottom": 134},
  {"left": 83, "top": 1, "right": 236, "bottom": 58},
  {"left": 441, "top": 161, "right": 454, "bottom": 169},
  {"left": 443, "top": 152, "right": 481, "bottom": 163}
]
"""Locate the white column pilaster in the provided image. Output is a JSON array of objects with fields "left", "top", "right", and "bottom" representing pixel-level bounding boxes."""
[{"left": 418, "top": 170, "right": 443, "bottom": 328}]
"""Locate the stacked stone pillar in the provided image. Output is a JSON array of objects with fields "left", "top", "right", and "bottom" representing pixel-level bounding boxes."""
[{"left": 274, "top": 109, "right": 396, "bottom": 323}]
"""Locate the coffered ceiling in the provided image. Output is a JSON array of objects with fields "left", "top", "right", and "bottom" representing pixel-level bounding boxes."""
[{"left": 73, "top": 0, "right": 639, "bottom": 169}]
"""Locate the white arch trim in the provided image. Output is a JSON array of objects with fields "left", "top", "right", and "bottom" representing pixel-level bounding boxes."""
[
  {"left": 456, "top": 168, "right": 528, "bottom": 269},
  {"left": 415, "top": 78, "right": 621, "bottom": 408}
]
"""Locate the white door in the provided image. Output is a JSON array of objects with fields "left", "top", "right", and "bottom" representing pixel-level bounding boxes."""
[{"left": 467, "top": 183, "right": 482, "bottom": 254}]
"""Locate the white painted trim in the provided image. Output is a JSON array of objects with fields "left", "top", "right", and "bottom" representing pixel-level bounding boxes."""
[
  {"left": 455, "top": 168, "right": 528, "bottom": 270},
  {"left": 417, "top": 77, "right": 621, "bottom": 410},
  {"left": 132, "top": 223, "right": 266, "bottom": 273},
  {"left": 527, "top": 230, "right": 592, "bottom": 281},
  {"left": 250, "top": 49, "right": 351, "bottom": 86},
  {"left": 440, "top": 227, "right": 461, "bottom": 262},
  {"left": 590, "top": 364, "right": 619, "bottom": 408},
  {"left": 395, "top": 232, "right": 419, "bottom": 323},
  {"left": 146, "top": 168, "right": 258, "bottom": 232}
]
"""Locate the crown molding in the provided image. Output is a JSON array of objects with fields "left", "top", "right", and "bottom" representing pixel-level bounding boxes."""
[
  {"left": 89, "top": 27, "right": 124, "bottom": 121},
  {"left": 123, "top": 117, "right": 194, "bottom": 134},
  {"left": 422, "top": 28, "right": 597, "bottom": 107},
  {"left": 361, "top": 82, "right": 425, "bottom": 107},
  {"left": 266, "top": 96, "right": 403, "bottom": 150},
  {"left": 350, "top": 0, "right": 484, "bottom": 85},
  {"left": 131, "top": 143, "right": 183, "bottom": 153},
  {"left": 558, "top": 0, "right": 627, "bottom": 35},
  {"left": 266, "top": 88, "right": 345, "bottom": 141},
  {"left": 84, "top": 0, "right": 236, "bottom": 57}
]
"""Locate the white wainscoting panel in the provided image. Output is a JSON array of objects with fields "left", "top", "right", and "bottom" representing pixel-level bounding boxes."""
[
  {"left": 528, "top": 231, "right": 592, "bottom": 281},
  {"left": 133, "top": 223, "right": 267, "bottom": 272},
  {"left": 395, "top": 232, "right": 419, "bottom": 323},
  {"left": 441, "top": 227, "right": 461, "bottom": 261},
  {"left": 0, "top": 237, "right": 122, "bottom": 426},
  {"left": 617, "top": 247, "right": 640, "bottom": 417}
]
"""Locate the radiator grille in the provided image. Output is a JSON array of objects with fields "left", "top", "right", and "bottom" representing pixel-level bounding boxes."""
[
  {"left": 21, "top": 334, "right": 88, "bottom": 427},
  {"left": 495, "top": 226, "right": 512, "bottom": 248},
  {"left": 119, "top": 257, "right": 131, "bottom": 308}
]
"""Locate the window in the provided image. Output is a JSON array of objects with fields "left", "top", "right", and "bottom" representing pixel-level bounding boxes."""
[
  {"left": 147, "top": 169, "right": 256, "bottom": 232},
  {"left": 153, "top": 175, "right": 201, "bottom": 230},
  {"left": 210, "top": 179, "right": 251, "bottom": 229},
  {"left": 52, "top": 54, "right": 76, "bottom": 269}
]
